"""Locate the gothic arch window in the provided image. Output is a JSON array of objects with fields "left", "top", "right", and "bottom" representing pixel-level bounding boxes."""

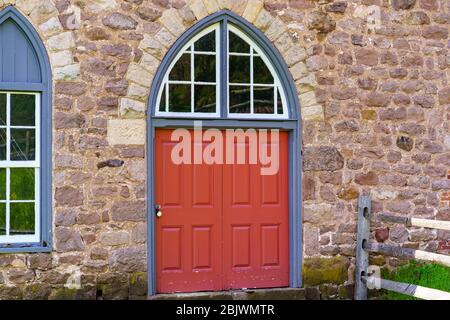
[
  {"left": 154, "top": 19, "right": 291, "bottom": 119},
  {"left": 0, "top": 6, "right": 52, "bottom": 251}
]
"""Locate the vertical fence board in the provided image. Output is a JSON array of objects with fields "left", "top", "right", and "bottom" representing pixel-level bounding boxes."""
[{"left": 355, "top": 195, "right": 371, "bottom": 300}]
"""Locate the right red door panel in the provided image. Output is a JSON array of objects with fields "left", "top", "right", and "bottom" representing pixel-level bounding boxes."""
[{"left": 222, "top": 131, "right": 289, "bottom": 289}]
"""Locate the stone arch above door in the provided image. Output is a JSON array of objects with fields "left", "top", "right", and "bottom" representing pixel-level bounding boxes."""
[{"left": 109, "top": 1, "right": 323, "bottom": 146}]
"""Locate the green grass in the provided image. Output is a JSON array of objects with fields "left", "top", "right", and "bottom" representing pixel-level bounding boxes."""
[{"left": 382, "top": 261, "right": 450, "bottom": 300}]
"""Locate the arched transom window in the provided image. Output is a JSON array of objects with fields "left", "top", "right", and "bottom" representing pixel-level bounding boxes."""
[{"left": 156, "top": 22, "right": 288, "bottom": 119}]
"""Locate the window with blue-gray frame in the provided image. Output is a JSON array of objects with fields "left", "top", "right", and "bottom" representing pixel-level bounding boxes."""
[
  {"left": 155, "top": 21, "right": 289, "bottom": 119},
  {"left": 0, "top": 6, "right": 52, "bottom": 251}
]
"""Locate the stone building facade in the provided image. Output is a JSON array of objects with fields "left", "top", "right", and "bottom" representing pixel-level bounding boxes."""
[{"left": 0, "top": 0, "right": 448, "bottom": 299}]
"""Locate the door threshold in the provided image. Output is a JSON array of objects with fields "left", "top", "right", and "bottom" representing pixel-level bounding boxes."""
[{"left": 149, "top": 287, "right": 305, "bottom": 300}]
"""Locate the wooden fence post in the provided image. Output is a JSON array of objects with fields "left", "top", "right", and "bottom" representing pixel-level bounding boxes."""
[{"left": 355, "top": 195, "right": 371, "bottom": 300}]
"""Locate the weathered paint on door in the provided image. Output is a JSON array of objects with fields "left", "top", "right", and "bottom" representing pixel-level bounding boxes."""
[{"left": 155, "top": 129, "right": 289, "bottom": 293}]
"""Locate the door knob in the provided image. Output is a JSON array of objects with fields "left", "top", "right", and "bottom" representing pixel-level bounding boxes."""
[{"left": 155, "top": 205, "right": 162, "bottom": 218}]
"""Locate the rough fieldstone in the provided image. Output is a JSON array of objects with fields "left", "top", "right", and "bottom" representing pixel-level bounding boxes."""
[
  {"left": 97, "top": 159, "right": 124, "bottom": 169},
  {"left": 303, "top": 204, "right": 333, "bottom": 225},
  {"left": 0, "top": 286, "right": 23, "bottom": 300},
  {"left": 55, "top": 209, "right": 77, "bottom": 226},
  {"left": 308, "top": 10, "right": 336, "bottom": 33},
  {"left": 111, "top": 201, "right": 146, "bottom": 222},
  {"left": 137, "top": 6, "right": 162, "bottom": 21},
  {"left": 406, "top": 11, "right": 430, "bottom": 24},
  {"left": 392, "top": 0, "right": 416, "bottom": 10},
  {"left": 375, "top": 228, "right": 389, "bottom": 242},
  {"left": 396, "top": 136, "right": 414, "bottom": 151},
  {"left": 131, "top": 223, "right": 147, "bottom": 244},
  {"left": 438, "top": 87, "right": 450, "bottom": 105},
  {"left": 326, "top": 1, "right": 347, "bottom": 13},
  {"left": 303, "top": 147, "right": 344, "bottom": 171},
  {"left": 109, "top": 246, "right": 147, "bottom": 272},
  {"left": 103, "top": 13, "right": 138, "bottom": 30},
  {"left": 78, "top": 136, "right": 108, "bottom": 149},
  {"left": 355, "top": 48, "right": 378, "bottom": 66},
  {"left": 422, "top": 25, "right": 448, "bottom": 40},
  {"left": 119, "top": 146, "right": 145, "bottom": 158},
  {"left": 55, "top": 112, "right": 85, "bottom": 129},
  {"left": 76, "top": 212, "right": 101, "bottom": 225},
  {"left": 55, "top": 227, "right": 85, "bottom": 252},
  {"left": 91, "top": 247, "right": 109, "bottom": 260},
  {"left": 55, "top": 82, "right": 86, "bottom": 96},
  {"left": 303, "top": 256, "right": 349, "bottom": 286},
  {"left": 7, "top": 269, "right": 35, "bottom": 284},
  {"left": 55, "top": 186, "right": 84, "bottom": 207},
  {"left": 23, "top": 283, "right": 52, "bottom": 300},
  {"left": 28, "top": 254, "right": 52, "bottom": 270},
  {"left": 355, "top": 171, "right": 378, "bottom": 185},
  {"left": 431, "top": 180, "right": 450, "bottom": 191},
  {"left": 100, "top": 44, "right": 132, "bottom": 59},
  {"left": 105, "top": 79, "right": 128, "bottom": 96},
  {"left": 85, "top": 27, "right": 110, "bottom": 40},
  {"left": 337, "top": 186, "right": 359, "bottom": 200},
  {"left": 99, "top": 231, "right": 130, "bottom": 246}
]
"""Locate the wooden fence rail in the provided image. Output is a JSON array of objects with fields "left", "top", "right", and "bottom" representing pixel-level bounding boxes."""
[
  {"left": 355, "top": 195, "right": 450, "bottom": 300},
  {"left": 377, "top": 213, "right": 450, "bottom": 231},
  {"left": 362, "top": 276, "right": 450, "bottom": 300},
  {"left": 364, "top": 242, "right": 450, "bottom": 267}
]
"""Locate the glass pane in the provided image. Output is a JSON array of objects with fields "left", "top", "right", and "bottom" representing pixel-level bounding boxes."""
[
  {"left": 229, "top": 85, "right": 250, "bottom": 114},
  {"left": 10, "top": 129, "right": 36, "bottom": 161},
  {"left": 10, "top": 168, "right": 35, "bottom": 200},
  {"left": 169, "top": 53, "right": 190, "bottom": 81},
  {"left": 277, "top": 88, "right": 283, "bottom": 114},
  {"left": 194, "top": 30, "right": 215, "bottom": 52},
  {"left": 0, "top": 168, "right": 5, "bottom": 200},
  {"left": 254, "top": 56, "right": 273, "bottom": 84},
  {"left": 10, "top": 202, "right": 35, "bottom": 235},
  {"left": 195, "top": 85, "right": 216, "bottom": 113},
  {"left": 0, "top": 128, "right": 6, "bottom": 160},
  {"left": 0, "top": 93, "right": 6, "bottom": 126},
  {"left": 229, "top": 56, "right": 250, "bottom": 83},
  {"left": 159, "top": 86, "right": 166, "bottom": 112},
  {"left": 11, "top": 94, "right": 35, "bottom": 126},
  {"left": 0, "top": 203, "right": 5, "bottom": 235},
  {"left": 229, "top": 31, "right": 250, "bottom": 53},
  {"left": 169, "top": 84, "right": 191, "bottom": 113},
  {"left": 254, "top": 87, "right": 274, "bottom": 114},
  {"left": 195, "top": 54, "right": 216, "bottom": 83}
]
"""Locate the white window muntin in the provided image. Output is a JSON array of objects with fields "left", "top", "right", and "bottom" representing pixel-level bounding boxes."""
[
  {"left": 227, "top": 25, "right": 288, "bottom": 119},
  {"left": 156, "top": 24, "right": 221, "bottom": 118},
  {"left": 0, "top": 91, "right": 40, "bottom": 244}
]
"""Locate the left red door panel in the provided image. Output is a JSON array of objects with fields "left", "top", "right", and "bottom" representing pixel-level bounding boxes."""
[{"left": 155, "top": 130, "right": 223, "bottom": 293}]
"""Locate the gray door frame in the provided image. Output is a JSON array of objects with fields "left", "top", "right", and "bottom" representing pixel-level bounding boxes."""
[{"left": 146, "top": 10, "right": 303, "bottom": 296}]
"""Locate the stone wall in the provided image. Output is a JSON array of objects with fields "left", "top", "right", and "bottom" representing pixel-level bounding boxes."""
[{"left": 0, "top": 0, "right": 448, "bottom": 300}]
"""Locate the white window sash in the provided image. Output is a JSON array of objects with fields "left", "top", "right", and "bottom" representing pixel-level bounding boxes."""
[
  {"left": 0, "top": 91, "right": 40, "bottom": 244},
  {"left": 155, "top": 24, "right": 221, "bottom": 118}
]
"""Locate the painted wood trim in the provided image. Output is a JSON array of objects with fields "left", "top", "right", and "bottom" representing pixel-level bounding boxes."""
[{"left": 0, "top": 6, "right": 52, "bottom": 253}]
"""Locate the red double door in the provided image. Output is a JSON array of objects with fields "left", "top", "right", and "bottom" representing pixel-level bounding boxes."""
[{"left": 155, "top": 129, "right": 289, "bottom": 293}]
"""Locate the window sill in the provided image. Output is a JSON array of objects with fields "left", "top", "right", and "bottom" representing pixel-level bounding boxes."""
[{"left": 0, "top": 242, "right": 51, "bottom": 253}]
